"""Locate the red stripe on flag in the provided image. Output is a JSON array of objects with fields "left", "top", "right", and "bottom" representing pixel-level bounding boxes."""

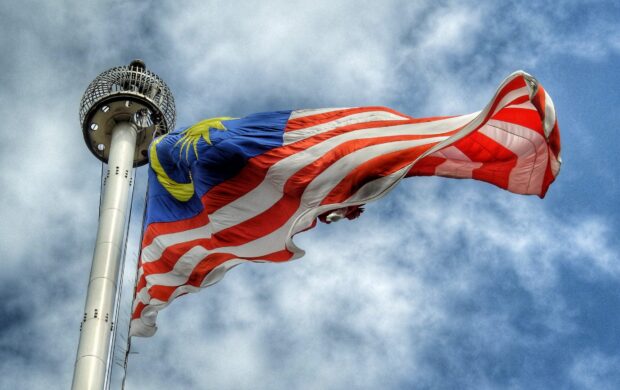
[
  {"left": 142, "top": 210, "right": 210, "bottom": 249},
  {"left": 455, "top": 131, "right": 518, "bottom": 191},
  {"left": 131, "top": 302, "right": 146, "bottom": 320},
  {"left": 321, "top": 143, "right": 442, "bottom": 205},
  {"left": 407, "top": 156, "right": 447, "bottom": 177},
  {"left": 548, "top": 121, "right": 561, "bottom": 159},
  {"left": 530, "top": 85, "right": 546, "bottom": 118},
  {"left": 139, "top": 249, "right": 295, "bottom": 308},
  {"left": 483, "top": 76, "right": 528, "bottom": 123},
  {"left": 491, "top": 107, "right": 544, "bottom": 135}
]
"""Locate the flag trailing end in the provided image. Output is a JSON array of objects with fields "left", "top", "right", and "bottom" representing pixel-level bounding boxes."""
[{"left": 130, "top": 71, "right": 561, "bottom": 337}]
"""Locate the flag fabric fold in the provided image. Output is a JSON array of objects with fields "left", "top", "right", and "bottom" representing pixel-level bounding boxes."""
[{"left": 130, "top": 71, "right": 561, "bottom": 337}]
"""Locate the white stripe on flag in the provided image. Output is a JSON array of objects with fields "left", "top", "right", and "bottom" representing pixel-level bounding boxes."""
[
  {"left": 507, "top": 101, "right": 537, "bottom": 111},
  {"left": 543, "top": 90, "right": 556, "bottom": 138},
  {"left": 433, "top": 146, "right": 482, "bottom": 179},
  {"left": 481, "top": 119, "right": 549, "bottom": 194},
  {"left": 289, "top": 108, "right": 351, "bottom": 120},
  {"left": 284, "top": 110, "right": 410, "bottom": 145},
  {"left": 491, "top": 86, "right": 530, "bottom": 116}
]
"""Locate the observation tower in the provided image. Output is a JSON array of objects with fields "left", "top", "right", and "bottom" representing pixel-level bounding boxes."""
[{"left": 72, "top": 60, "right": 175, "bottom": 389}]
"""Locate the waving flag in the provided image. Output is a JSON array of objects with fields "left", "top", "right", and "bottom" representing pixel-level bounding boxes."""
[{"left": 130, "top": 71, "right": 561, "bottom": 337}]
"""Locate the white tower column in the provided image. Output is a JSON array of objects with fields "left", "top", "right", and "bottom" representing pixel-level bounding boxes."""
[
  {"left": 76, "top": 60, "right": 175, "bottom": 390},
  {"left": 72, "top": 122, "right": 137, "bottom": 390}
]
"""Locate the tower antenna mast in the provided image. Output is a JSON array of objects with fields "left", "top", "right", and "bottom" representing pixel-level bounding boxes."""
[{"left": 72, "top": 60, "right": 175, "bottom": 390}]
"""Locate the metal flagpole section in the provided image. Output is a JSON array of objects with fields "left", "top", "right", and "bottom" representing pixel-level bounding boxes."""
[{"left": 74, "top": 60, "right": 175, "bottom": 390}]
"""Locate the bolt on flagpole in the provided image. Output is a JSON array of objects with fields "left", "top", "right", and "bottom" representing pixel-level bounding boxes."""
[{"left": 73, "top": 60, "right": 175, "bottom": 390}]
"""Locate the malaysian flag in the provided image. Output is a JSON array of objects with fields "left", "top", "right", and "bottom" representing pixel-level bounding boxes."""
[{"left": 130, "top": 71, "right": 561, "bottom": 337}]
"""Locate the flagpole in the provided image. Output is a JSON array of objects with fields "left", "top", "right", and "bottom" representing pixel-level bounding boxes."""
[{"left": 73, "top": 60, "right": 175, "bottom": 390}]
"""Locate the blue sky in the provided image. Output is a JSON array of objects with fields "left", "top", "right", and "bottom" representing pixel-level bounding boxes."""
[{"left": 1, "top": 0, "right": 619, "bottom": 389}]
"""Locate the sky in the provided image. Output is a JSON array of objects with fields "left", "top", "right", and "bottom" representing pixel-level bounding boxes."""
[{"left": 1, "top": 0, "right": 619, "bottom": 389}]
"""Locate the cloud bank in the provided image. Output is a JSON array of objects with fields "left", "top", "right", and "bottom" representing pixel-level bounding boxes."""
[{"left": 0, "top": 0, "right": 618, "bottom": 389}]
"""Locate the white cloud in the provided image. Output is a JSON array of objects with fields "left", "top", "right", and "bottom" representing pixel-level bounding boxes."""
[
  {"left": 570, "top": 351, "right": 620, "bottom": 390},
  {"left": 154, "top": 0, "right": 413, "bottom": 120},
  {"left": 1, "top": 0, "right": 619, "bottom": 389}
]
